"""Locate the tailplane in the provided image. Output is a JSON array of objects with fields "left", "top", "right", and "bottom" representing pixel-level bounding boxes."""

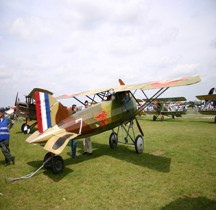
[{"left": 34, "top": 91, "right": 69, "bottom": 133}]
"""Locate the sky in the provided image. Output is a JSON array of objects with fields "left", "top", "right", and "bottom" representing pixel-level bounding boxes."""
[{"left": 0, "top": 0, "right": 216, "bottom": 107}]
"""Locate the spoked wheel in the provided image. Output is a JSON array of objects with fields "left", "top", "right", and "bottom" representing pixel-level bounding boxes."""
[
  {"left": 51, "top": 156, "right": 64, "bottom": 174},
  {"left": 43, "top": 152, "right": 53, "bottom": 169},
  {"left": 135, "top": 135, "right": 144, "bottom": 154},
  {"left": 153, "top": 115, "right": 157, "bottom": 121},
  {"left": 109, "top": 132, "right": 118, "bottom": 149},
  {"left": 23, "top": 124, "right": 31, "bottom": 134}
]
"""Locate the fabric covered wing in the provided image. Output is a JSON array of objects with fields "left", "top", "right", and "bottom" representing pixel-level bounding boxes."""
[
  {"left": 56, "top": 75, "right": 200, "bottom": 99},
  {"left": 56, "top": 87, "right": 113, "bottom": 99},
  {"left": 113, "top": 75, "right": 201, "bottom": 92},
  {"left": 196, "top": 94, "right": 216, "bottom": 100}
]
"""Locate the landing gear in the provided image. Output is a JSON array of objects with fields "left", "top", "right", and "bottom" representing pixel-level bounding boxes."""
[
  {"left": 109, "top": 132, "right": 118, "bottom": 148},
  {"left": 51, "top": 156, "right": 64, "bottom": 174},
  {"left": 109, "top": 119, "right": 144, "bottom": 154},
  {"left": 22, "top": 124, "right": 31, "bottom": 134},
  {"left": 43, "top": 153, "right": 64, "bottom": 174},
  {"left": 43, "top": 152, "right": 53, "bottom": 169},
  {"left": 161, "top": 115, "right": 164, "bottom": 121},
  {"left": 135, "top": 135, "right": 144, "bottom": 154},
  {"left": 153, "top": 115, "right": 164, "bottom": 121},
  {"left": 21, "top": 121, "right": 37, "bottom": 134},
  {"left": 153, "top": 115, "right": 157, "bottom": 121}
]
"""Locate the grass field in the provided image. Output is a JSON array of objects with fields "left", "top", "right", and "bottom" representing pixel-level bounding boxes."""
[{"left": 0, "top": 111, "right": 216, "bottom": 210}]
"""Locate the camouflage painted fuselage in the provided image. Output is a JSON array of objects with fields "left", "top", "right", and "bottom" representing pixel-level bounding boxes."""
[{"left": 58, "top": 92, "right": 137, "bottom": 139}]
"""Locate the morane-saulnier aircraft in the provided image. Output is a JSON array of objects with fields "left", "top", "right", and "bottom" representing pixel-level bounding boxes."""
[
  {"left": 25, "top": 75, "right": 200, "bottom": 174},
  {"left": 143, "top": 97, "right": 187, "bottom": 121},
  {"left": 196, "top": 87, "right": 216, "bottom": 123}
]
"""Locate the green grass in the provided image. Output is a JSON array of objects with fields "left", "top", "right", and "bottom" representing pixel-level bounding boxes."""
[{"left": 0, "top": 112, "right": 216, "bottom": 210}]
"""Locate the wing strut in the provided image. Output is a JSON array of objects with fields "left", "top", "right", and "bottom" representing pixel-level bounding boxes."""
[{"left": 136, "top": 87, "right": 169, "bottom": 115}]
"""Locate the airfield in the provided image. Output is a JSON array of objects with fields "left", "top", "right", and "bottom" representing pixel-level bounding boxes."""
[{"left": 0, "top": 109, "right": 216, "bottom": 210}]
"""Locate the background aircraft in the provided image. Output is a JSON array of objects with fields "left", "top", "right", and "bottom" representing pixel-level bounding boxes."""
[
  {"left": 196, "top": 87, "right": 216, "bottom": 123},
  {"left": 25, "top": 75, "right": 200, "bottom": 174},
  {"left": 15, "top": 88, "right": 53, "bottom": 134},
  {"left": 143, "top": 97, "right": 187, "bottom": 121},
  {"left": 4, "top": 106, "right": 16, "bottom": 119}
]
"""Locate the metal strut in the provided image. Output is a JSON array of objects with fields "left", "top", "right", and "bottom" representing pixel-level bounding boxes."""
[
  {"left": 5, "top": 157, "right": 52, "bottom": 183},
  {"left": 118, "top": 121, "right": 136, "bottom": 145}
]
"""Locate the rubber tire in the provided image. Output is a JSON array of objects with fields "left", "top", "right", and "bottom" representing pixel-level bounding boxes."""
[
  {"left": 21, "top": 123, "right": 26, "bottom": 132},
  {"left": 135, "top": 135, "right": 144, "bottom": 154},
  {"left": 23, "top": 125, "right": 31, "bottom": 134},
  {"left": 153, "top": 115, "right": 157, "bottom": 121},
  {"left": 109, "top": 132, "right": 118, "bottom": 149},
  {"left": 43, "top": 152, "right": 53, "bottom": 169},
  {"left": 51, "top": 156, "right": 64, "bottom": 174}
]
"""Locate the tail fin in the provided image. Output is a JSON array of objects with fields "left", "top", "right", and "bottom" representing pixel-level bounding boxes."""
[{"left": 34, "top": 91, "right": 69, "bottom": 133}]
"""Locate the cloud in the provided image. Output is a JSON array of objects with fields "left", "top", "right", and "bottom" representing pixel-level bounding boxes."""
[
  {"left": 159, "top": 56, "right": 178, "bottom": 68},
  {"left": 171, "top": 63, "right": 199, "bottom": 77},
  {"left": 0, "top": 0, "right": 216, "bottom": 106},
  {"left": 210, "top": 38, "right": 216, "bottom": 48},
  {"left": 0, "top": 65, "right": 12, "bottom": 80},
  {"left": 143, "top": 27, "right": 179, "bottom": 48},
  {"left": 59, "top": 0, "right": 151, "bottom": 30},
  {"left": 10, "top": 16, "right": 52, "bottom": 40}
]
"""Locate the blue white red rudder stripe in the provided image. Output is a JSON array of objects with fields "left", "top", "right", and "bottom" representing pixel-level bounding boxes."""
[{"left": 35, "top": 91, "right": 52, "bottom": 133}]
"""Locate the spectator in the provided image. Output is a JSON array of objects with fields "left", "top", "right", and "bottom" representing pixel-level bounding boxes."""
[
  {"left": 83, "top": 100, "right": 92, "bottom": 155},
  {"left": 0, "top": 107, "right": 15, "bottom": 166}
]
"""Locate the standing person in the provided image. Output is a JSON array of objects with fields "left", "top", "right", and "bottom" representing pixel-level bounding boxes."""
[
  {"left": 83, "top": 100, "right": 92, "bottom": 155},
  {"left": 0, "top": 107, "right": 15, "bottom": 166},
  {"left": 70, "top": 104, "right": 77, "bottom": 158}
]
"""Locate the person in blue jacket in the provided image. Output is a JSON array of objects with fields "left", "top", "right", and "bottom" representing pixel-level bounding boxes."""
[{"left": 0, "top": 107, "right": 15, "bottom": 166}]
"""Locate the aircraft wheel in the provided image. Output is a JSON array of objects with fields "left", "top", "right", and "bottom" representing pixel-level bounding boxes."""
[
  {"left": 161, "top": 116, "right": 164, "bottom": 121},
  {"left": 153, "top": 115, "right": 157, "bottom": 121},
  {"left": 109, "top": 132, "right": 118, "bottom": 149},
  {"left": 51, "top": 156, "right": 64, "bottom": 174},
  {"left": 23, "top": 124, "right": 31, "bottom": 134},
  {"left": 43, "top": 152, "right": 53, "bottom": 169},
  {"left": 21, "top": 123, "right": 26, "bottom": 132},
  {"left": 135, "top": 135, "right": 144, "bottom": 154}
]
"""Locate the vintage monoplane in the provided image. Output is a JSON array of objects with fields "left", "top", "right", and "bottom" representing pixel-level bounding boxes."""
[
  {"left": 25, "top": 75, "right": 200, "bottom": 174},
  {"left": 144, "top": 97, "right": 187, "bottom": 121},
  {"left": 196, "top": 87, "right": 216, "bottom": 123},
  {"left": 15, "top": 88, "right": 53, "bottom": 134}
]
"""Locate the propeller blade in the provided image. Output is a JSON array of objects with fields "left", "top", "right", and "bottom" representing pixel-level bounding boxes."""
[
  {"left": 135, "top": 117, "right": 144, "bottom": 136},
  {"left": 14, "top": 92, "right": 18, "bottom": 106}
]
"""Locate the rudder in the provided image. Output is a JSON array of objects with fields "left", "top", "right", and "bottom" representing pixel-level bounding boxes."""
[{"left": 34, "top": 91, "right": 69, "bottom": 133}]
